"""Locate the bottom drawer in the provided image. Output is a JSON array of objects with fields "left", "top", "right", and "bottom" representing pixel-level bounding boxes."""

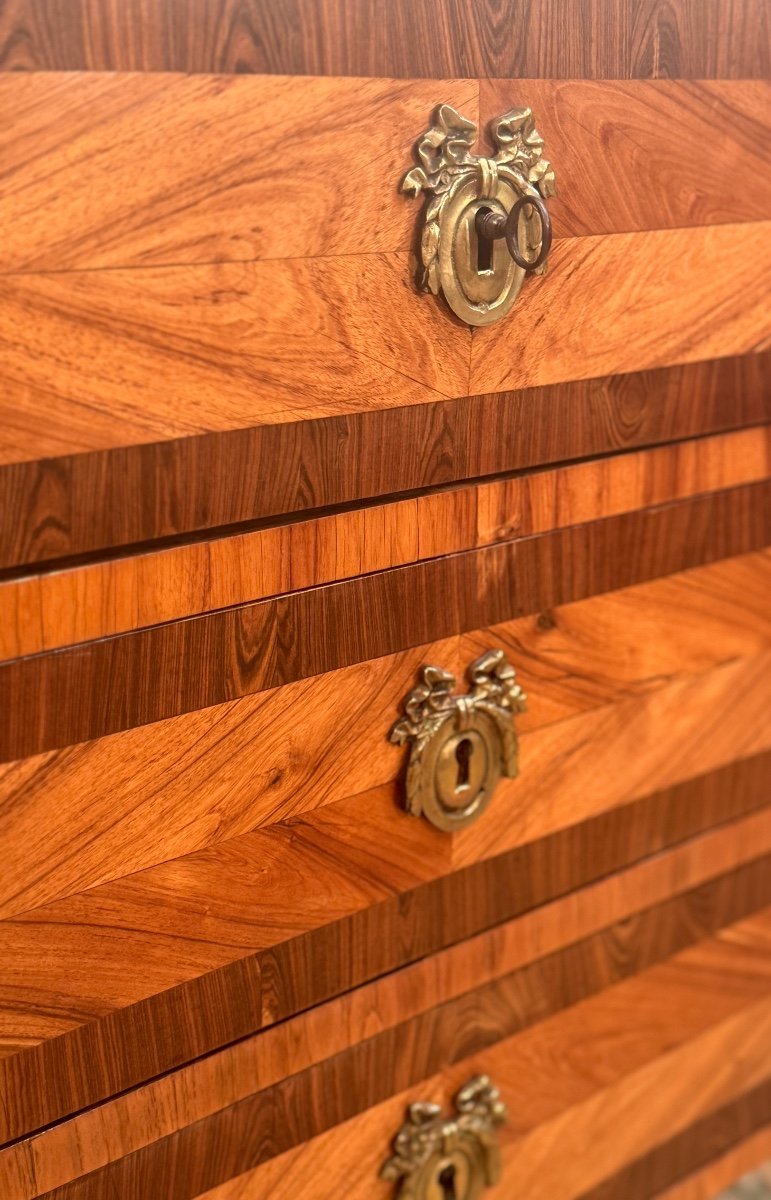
[
  {"left": 6, "top": 838, "right": 771, "bottom": 1200},
  {"left": 198, "top": 912, "right": 771, "bottom": 1200}
]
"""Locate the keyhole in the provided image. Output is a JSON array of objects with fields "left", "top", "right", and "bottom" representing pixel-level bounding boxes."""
[
  {"left": 455, "top": 737, "right": 473, "bottom": 791},
  {"left": 476, "top": 206, "right": 494, "bottom": 273},
  {"left": 438, "top": 1163, "right": 458, "bottom": 1199}
]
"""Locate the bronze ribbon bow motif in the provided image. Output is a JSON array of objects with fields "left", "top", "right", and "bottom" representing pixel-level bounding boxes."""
[
  {"left": 380, "top": 1075, "right": 508, "bottom": 1199},
  {"left": 390, "top": 650, "right": 527, "bottom": 832},
  {"left": 402, "top": 103, "right": 556, "bottom": 326}
]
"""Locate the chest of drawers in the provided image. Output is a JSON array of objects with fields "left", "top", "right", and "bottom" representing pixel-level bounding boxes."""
[{"left": 0, "top": 3, "right": 770, "bottom": 1197}]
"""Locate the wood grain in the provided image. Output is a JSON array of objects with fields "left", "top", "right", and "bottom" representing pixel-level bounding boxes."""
[
  {"left": 0, "top": 255, "right": 467, "bottom": 471},
  {"left": 1, "top": 76, "right": 768, "bottom": 276},
  {"left": 3, "top": 811, "right": 770, "bottom": 1199},
  {"left": 581, "top": 1074, "right": 771, "bottom": 1200},
  {"left": 0, "top": 757, "right": 768, "bottom": 1145},
  {"left": 202, "top": 1013, "right": 771, "bottom": 1200},
  {"left": 449, "top": 648, "right": 771, "bottom": 869},
  {"left": 2, "top": 427, "right": 766, "bottom": 659},
  {"left": 2, "top": 483, "right": 768, "bottom": 762},
  {"left": 2, "top": 552, "right": 770, "bottom": 916},
  {"left": 470, "top": 223, "right": 771, "bottom": 394},
  {"left": 199, "top": 1094, "right": 771, "bottom": 1200},
  {"left": 480, "top": 80, "right": 771, "bottom": 238},
  {"left": 2, "top": 227, "right": 769, "bottom": 469},
  {"left": 0, "top": 74, "right": 478, "bottom": 273},
  {"left": 651, "top": 1127, "right": 771, "bottom": 1200},
  {"left": 0, "top": 0, "right": 767, "bottom": 78},
  {"left": 2, "top": 352, "right": 767, "bottom": 571},
  {"left": 26, "top": 903, "right": 771, "bottom": 1199}
]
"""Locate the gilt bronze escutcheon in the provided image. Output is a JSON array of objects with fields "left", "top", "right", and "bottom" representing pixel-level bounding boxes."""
[
  {"left": 402, "top": 103, "right": 556, "bottom": 326},
  {"left": 380, "top": 1076, "right": 508, "bottom": 1199},
  {"left": 390, "top": 650, "right": 526, "bottom": 832}
]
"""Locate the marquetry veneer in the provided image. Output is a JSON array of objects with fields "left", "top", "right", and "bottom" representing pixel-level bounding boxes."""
[
  {"left": 186, "top": 909, "right": 771, "bottom": 1200},
  {"left": 4, "top": 867, "right": 771, "bottom": 1197},
  {"left": 2, "top": 10, "right": 770, "bottom": 1198},
  {"left": 2, "top": 426, "right": 766, "bottom": 657},
  {"left": 1, "top": 548, "right": 769, "bottom": 917},
  {"left": 2, "top": 77, "right": 770, "bottom": 273},
  {"left": 1, "top": 353, "right": 768, "bottom": 570},
  {"left": 1, "top": 70, "right": 770, "bottom": 567}
]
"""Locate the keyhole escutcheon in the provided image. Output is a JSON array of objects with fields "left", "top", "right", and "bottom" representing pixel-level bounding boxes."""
[
  {"left": 475, "top": 206, "right": 494, "bottom": 273},
  {"left": 438, "top": 1163, "right": 458, "bottom": 1199},
  {"left": 455, "top": 737, "right": 473, "bottom": 791}
]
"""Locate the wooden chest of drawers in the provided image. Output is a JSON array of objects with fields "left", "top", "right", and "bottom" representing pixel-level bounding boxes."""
[{"left": 0, "top": 2, "right": 770, "bottom": 1197}]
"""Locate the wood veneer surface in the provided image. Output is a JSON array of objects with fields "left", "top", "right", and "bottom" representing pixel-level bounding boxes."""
[
  {"left": 0, "top": 75, "right": 480, "bottom": 272},
  {"left": 480, "top": 79, "right": 771, "bottom": 239},
  {"left": 1, "top": 0, "right": 768, "bottom": 77},
  {"left": 2, "top": 552, "right": 770, "bottom": 916},
  {"left": 469, "top": 224, "right": 771, "bottom": 393},
  {"left": 213, "top": 1105, "right": 771, "bottom": 1200},
  {"left": 1, "top": 483, "right": 767, "bottom": 761},
  {"left": 197, "top": 1091, "right": 771, "bottom": 1200},
  {"left": 652, "top": 1127, "right": 771, "bottom": 1200},
  {"left": 51, "top": 903, "right": 771, "bottom": 1200},
  {"left": 581, "top": 1075, "right": 771, "bottom": 1199},
  {"left": 2, "top": 427, "right": 766, "bottom": 658},
  {"left": 1, "top": 16, "right": 768, "bottom": 1188},
  {"left": 0, "top": 756, "right": 769, "bottom": 1144},
  {"left": 2, "top": 226, "right": 769, "bottom": 469},
  {"left": 4, "top": 811, "right": 771, "bottom": 1198},
  {"left": 2, "top": 353, "right": 768, "bottom": 570},
  {"left": 1, "top": 77, "right": 768, "bottom": 274}
]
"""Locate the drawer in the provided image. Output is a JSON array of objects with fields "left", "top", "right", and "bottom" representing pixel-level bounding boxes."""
[
  {"left": 4, "top": 882, "right": 771, "bottom": 1198},
  {"left": 0, "top": 443, "right": 769, "bottom": 915},
  {"left": 0, "top": 73, "right": 770, "bottom": 567}
]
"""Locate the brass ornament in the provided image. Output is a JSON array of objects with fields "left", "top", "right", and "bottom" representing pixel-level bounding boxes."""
[
  {"left": 380, "top": 1075, "right": 508, "bottom": 1200},
  {"left": 402, "top": 103, "right": 556, "bottom": 326},
  {"left": 390, "top": 650, "right": 526, "bottom": 833}
]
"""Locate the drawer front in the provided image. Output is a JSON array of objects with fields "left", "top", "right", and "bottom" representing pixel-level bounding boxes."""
[
  {"left": 4, "top": 887, "right": 771, "bottom": 1198},
  {"left": 0, "top": 466, "right": 770, "bottom": 916},
  {"left": 0, "top": 71, "right": 770, "bottom": 567}
]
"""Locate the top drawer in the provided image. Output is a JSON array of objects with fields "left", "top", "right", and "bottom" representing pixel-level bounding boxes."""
[{"left": 0, "top": 73, "right": 770, "bottom": 567}]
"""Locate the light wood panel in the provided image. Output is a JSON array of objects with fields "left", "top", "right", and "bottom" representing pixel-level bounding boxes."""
[
  {"left": 1, "top": 77, "right": 768, "bottom": 276},
  {"left": 2, "top": 354, "right": 768, "bottom": 572},
  {"left": 0, "top": 0, "right": 767, "bottom": 78},
  {"left": 451, "top": 647, "right": 771, "bottom": 869},
  {"left": 480, "top": 80, "right": 771, "bottom": 238},
  {"left": 2, "top": 427, "right": 767, "bottom": 659},
  {"left": 3, "top": 812, "right": 770, "bottom": 1199},
  {"left": 471, "top": 222, "right": 771, "bottom": 394},
  {"left": 2, "top": 553, "right": 769, "bottom": 916},
  {"left": 45, "top": 908, "right": 771, "bottom": 1200},
  {"left": 0, "top": 766, "right": 768, "bottom": 1147},
  {"left": 0, "top": 255, "right": 462, "bottom": 470},
  {"left": 2, "top": 226, "right": 770, "bottom": 471},
  {"left": 0, "top": 74, "right": 478, "bottom": 273}
]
